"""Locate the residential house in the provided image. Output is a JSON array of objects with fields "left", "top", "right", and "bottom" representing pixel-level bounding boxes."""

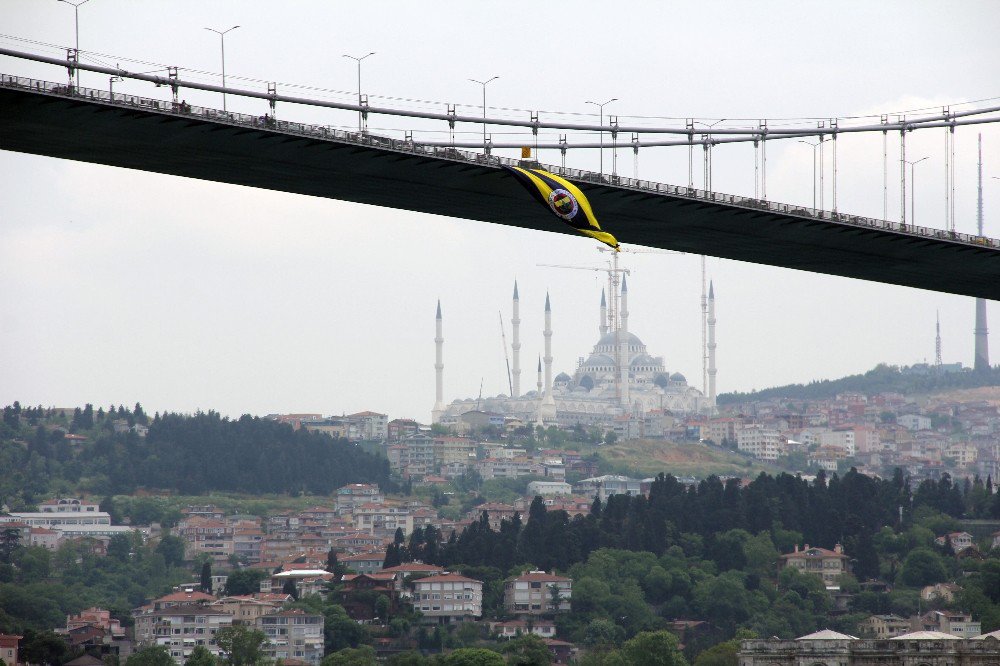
[
  {"left": 859, "top": 614, "right": 910, "bottom": 638},
  {"left": 910, "top": 610, "right": 981, "bottom": 638},
  {"left": 491, "top": 620, "right": 557, "bottom": 639},
  {"left": 935, "top": 532, "right": 974, "bottom": 553},
  {"left": 777, "top": 544, "right": 851, "bottom": 586},
  {"left": 921, "top": 583, "right": 961, "bottom": 603},
  {"left": 0, "top": 636, "right": 20, "bottom": 666}
]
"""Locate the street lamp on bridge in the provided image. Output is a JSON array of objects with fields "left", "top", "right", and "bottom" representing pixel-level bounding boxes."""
[
  {"left": 585, "top": 98, "right": 617, "bottom": 177},
  {"left": 469, "top": 76, "right": 499, "bottom": 152},
  {"left": 204, "top": 25, "right": 240, "bottom": 112},
  {"left": 694, "top": 119, "right": 726, "bottom": 191},
  {"left": 798, "top": 140, "right": 821, "bottom": 209},
  {"left": 56, "top": 0, "right": 90, "bottom": 90},
  {"left": 343, "top": 52, "right": 376, "bottom": 133},
  {"left": 905, "top": 156, "right": 930, "bottom": 228}
]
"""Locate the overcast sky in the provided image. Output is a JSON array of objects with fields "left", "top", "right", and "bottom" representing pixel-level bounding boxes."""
[{"left": 2, "top": 1, "right": 1000, "bottom": 422}]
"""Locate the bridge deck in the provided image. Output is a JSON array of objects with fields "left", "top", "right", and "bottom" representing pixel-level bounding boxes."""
[{"left": 1, "top": 79, "right": 998, "bottom": 299}]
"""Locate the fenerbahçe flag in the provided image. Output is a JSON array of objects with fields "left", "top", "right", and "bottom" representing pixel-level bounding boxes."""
[{"left": 502, "top": 166, "right": 620, "bottom": 251}]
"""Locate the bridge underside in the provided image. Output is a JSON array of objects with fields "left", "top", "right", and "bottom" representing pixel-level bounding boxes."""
[{"left": 1, "top": 86, "right": 997, "bottom": 299}]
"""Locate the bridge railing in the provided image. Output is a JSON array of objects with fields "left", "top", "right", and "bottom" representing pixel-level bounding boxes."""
[{"left": 4, "top": 73, "right": 998, "bottom": 251}]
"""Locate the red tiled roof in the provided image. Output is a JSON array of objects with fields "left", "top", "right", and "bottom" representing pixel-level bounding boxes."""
[
  {"left": 413, "top": 574, "right": 482, "bottom": 584},
  {"left": 381, "top": 563, "right": 445, "bottom": 573},
  {"left": 155, "top": 591, "right": 214, "bottom": 603}
]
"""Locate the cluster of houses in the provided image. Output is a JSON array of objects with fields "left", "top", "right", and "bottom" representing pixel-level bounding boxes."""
[{"left": 695, "top": 390, "right": 1000, "bottom": 480}]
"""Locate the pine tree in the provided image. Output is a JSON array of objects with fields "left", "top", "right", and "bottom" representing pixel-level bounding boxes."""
[{"left": 200, "top": 562, "right": 213, "bottom": 594}]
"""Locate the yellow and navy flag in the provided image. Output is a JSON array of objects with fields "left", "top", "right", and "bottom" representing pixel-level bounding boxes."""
[{"left": 502, "top": 166, "right": 619, "bottom": 251}]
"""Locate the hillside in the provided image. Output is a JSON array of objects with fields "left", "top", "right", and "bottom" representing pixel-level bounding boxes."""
[
  {"left": 597, "top": 438, "right": 777, "bottom": 478},
  {"left": 718, "top": 363, "right": 1000, "bottom": 404}
]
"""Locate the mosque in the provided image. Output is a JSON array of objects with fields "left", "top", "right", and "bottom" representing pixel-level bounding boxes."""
[{"left": 432, "top": 272, "right": 718, "bottom": 427}]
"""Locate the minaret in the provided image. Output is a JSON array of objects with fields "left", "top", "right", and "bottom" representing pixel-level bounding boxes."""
[
  {"left": 975, "top": 133, "right": 990, "bottom": 371},
  {"left": 620, "top": 276, "right": 630, "bottom": 335},
  {"left": 935, "top": 310, "right": 943, "bottom": 367},
  {"left": 535, "top": 356, "right": 544, "bottom": 426},
  {"left": 599, "top": 289, "right": 608, "bottom": 337},
  {"left": 432, "top": 301, "right": 445, "bottom": 423},
  {"left": 540, "top": 293, "right": 557, "bottom": 419},
  {"left": 619, "top": 276, "right": 631, "bottom": 408},
  {"left": 512, "top": 281, "right": 521, "bottom": 398},
  {"left": 707, "top": 281, "right": 718, "bottom": 410}
]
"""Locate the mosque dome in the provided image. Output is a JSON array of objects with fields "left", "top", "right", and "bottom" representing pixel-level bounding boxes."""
[
  {"left": 596, "top": 331, "right": 645, "bottom": 348},
  {"left": 670, "top": 372, "right": 687, "bottom": 382},
  {"left": 555, "top": 372, "right": 572, "bottom": 383}
]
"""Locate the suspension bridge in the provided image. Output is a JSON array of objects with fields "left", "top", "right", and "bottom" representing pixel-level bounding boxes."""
[{"left": 1, "top": 46, "right": 999, "bottom": 299}]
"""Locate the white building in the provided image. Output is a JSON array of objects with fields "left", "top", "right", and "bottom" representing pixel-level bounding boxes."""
[
  {"left": 899, "top": 414, "right": 932, "bottom": 431},
  {"left": 736, "top": 425, "right": 784, "bottom": 461},
  {"left": 818, "top": 429, "right": 857, "bottom": 456},
  {"left": 526, "top": 481, "right": 573, "bottom": 496},
  {"left": 256, "top": 610, "right": 324, "bottom": 665},
  {"left": 412, "top": 574, "right": 483, "bottom": 624},
  {"left": 574, "top": 475, "right": 641, "bottom": 502}
]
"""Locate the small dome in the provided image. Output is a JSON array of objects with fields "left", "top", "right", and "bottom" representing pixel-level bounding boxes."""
[
  {"left": 555, "top": 372, "right": 572, "bottom": 382},
  {"left": 653, "top": 374, "right": 669, "bottom": 388},
  {"left": 670, "top": 372, "right": 686, "bottom": 382}
]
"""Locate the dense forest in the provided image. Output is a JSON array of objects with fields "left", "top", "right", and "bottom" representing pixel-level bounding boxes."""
[
  {"left": 0, "top": 403, "right": 395, "bottom": 506},
  {"left": 718, "top": 363, "right": 1000, "bottom": 404}
]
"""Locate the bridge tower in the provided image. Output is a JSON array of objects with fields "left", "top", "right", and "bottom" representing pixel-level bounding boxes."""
[{"left": 975, "top": 134, "right": 990, "bottom": 371}]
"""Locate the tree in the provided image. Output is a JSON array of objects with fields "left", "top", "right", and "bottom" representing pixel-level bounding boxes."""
[
  {"left": 21, "top": 630, "right": 71, "bottom": 666},
  {"left": 320, "top": 646, "right": 377, "bottom": 666},
  {"left": 185, "top": 646, "right": 217, "bottom": 666},
  {"left": 155, "top": 535, "right": 186, "bottom": 568},
  {"left": 442, "top": 648, "right": 504, "bottom": 666},
  {"left": 282, "top": 578, "right": 299, "bottom": 600},
  {"left": 583, "top": 618, "right": 625, "bottom": 648},
  {"left": 215, "top": 625, "right": 267, "bottom": 666},
  {"left": 899, "top": 547, "right": 948, "bottom": 587},
  {"left": 502, "top": 634, "right": 552, "bottom": 666},
  {"left": 693, "top": 630, "right": 756, "bottom": 666},
  {"left": 621, "top": 631, "right": 689, "bottom": 666},
  {"left": 201, "top": 562, "right": 213, "bottom": 594},
  {"left": 126, "top": 646, "right": 175, "bottom": 666},
  {"left": 223, "top": 569, "right": 267, "bottom": 596}
]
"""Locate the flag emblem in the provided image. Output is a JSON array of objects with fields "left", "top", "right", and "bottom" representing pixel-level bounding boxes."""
[
  {"left": 502, "top": 165, "right": 619, "bottom": 251},
  {"left": 548, "top": 189, "right": 578, "bottom": 219}
]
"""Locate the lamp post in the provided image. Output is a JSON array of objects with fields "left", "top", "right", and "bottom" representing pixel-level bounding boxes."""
[
  {"left": 905, "top": 156, "right": 929, "bottom": 227},
  {"left": 469, "top": 76, "right": 499, "bottom": 152},
  {"left": 585, "top": 98, "right": 618, "bottom": 177},
  {"left": 798, "top": 140, "right": 820, "bottom": 209},
  {"left": 343, "top": 52, "right": 376, "bottom": 132},
  {"left": 694, "top": 119, "right": 726, "bottom": 191},
  {"left": 57, "top": 0, "right": 89, "bottom": 89},
  {"left": 204, "top": 25, "right": 239, "bottom": 112},
  {"left": 109, "top": 74, "right": 122, "bottom": 98}
]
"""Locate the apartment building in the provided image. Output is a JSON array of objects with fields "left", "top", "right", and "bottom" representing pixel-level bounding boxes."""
[
  {"left": 256, "top": 610, "right": 324, "bottom": 665},
  {"left": 412, "top": 574, "right": 483, "bottom": 624},
  {"left": 504, "top": 571, "right": 572, "bottom": 615}
]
